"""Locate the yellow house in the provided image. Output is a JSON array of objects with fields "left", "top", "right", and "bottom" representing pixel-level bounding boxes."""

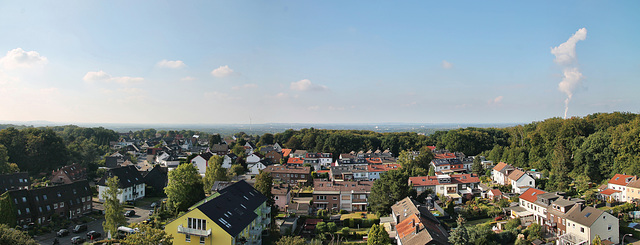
[
  {"left": 165, "top": 180, "right": 270, "bottom": 245},
  {"left": 626, "top": 178, "right": 640, "bottom": 203}
]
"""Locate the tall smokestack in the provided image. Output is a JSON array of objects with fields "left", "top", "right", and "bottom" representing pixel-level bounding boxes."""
[{"left": 551, "top": 28, "right": 587, "bottom": 119}]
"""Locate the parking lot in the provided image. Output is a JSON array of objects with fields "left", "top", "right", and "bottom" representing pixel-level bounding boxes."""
[{"left": 37, "top": 198, "right": 158, "bottom": 245}]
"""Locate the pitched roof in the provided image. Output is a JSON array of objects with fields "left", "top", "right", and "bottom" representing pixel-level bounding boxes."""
[
  {"left": 287, "top": 158, "right": 304, "bottom": 164},
  {"left": 314, "top": 181, "right": 373, "bottom": 192},
  {"left": 433, "top": 153, "right": 456, "bottom": 159},
  {"left": 507, "top": 169, "right": 526, "bottom": 181},
  {"left": 263, "top": 165, "right": 311, "bottom": 174},
  {"left": 97, "top": 165, "right": 145, "bottom": 188},
  {"left": 493, "top": 162, "right": 509, "bottom": 172},
  {"left": 409, "top": 174, "right": 480, "bottom": 186},
  {"left": 627, "top": 179, "right": 640, "bottom": 189},
  {"left": 281, "top": 149, "right": 292, "bottom": 157},
  {"left": 519, "top": 187, "right": 545, "bottom": 203},
  {"left": 489, "top": 189, "right": 503, "bottom": 196},
  {"left": 564, "top": 204, "right": 605, "bottom": 227},
  {"left": 599, "top": 189, "right": 621, "bottom": 196},
  {"left": 197, "top": 180, "right": 267, "bottom": 237},
  {"left": 391, "top": 197, "right": 448, "bottom": 245},
  {"left": 608, "top": 174, "right": 636, "bottom": 186},
  {"left": 367, "top": 164, "right": 401, "bottom": 172}
]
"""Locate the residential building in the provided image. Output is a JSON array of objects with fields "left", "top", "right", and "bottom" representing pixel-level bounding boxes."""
[
  {"left": 264, "top": 150, "right": 282, "bottom": 165},
  {"left": 507, "top": 169, "right": 535, "bottom": 194},
  {"left": 247, "top": 161, "right": 267, "bottom": 175},
  {"left": 600, "top": 174, "right": 636, "bottom": 202},
  {"left": 329, "top": 165, "right": 368, "bottom": 181},
  {"left": 142, "top": 165, "right": 168, "bottom": 197},
  {"left": 165, "top": 180, "right": 270, "bottom": 245},
  {"left": 312, "top": 180, "right": 373, "bottom": 211},
  {"left": 518, "top": 188, "right": 545, "bottom": 220},
  {"left": 5, "top": 180, "right": 92, "bottom": 227},
  {"left": 262, "top": 165, "right": 311, "bottom": 186},
  {"left": 545, "top": 196, "right": 584, "bottom": 237},
  {"left": 50, "top": 164, "right": 87, "bottom": 185},
  {"left": 408, "top": 174, "right": 480, "bottom": 203},
  {"left": 558, "top": 204, "right": 619, "bottom": 245},
  {"left": 491, "top": 162, "right": 515, "bottom": 186},
  {"left": 367, "top": 164, "right": 401, "bottom": 180},
  {"left": 191, "top": 152, "right": 214, "bottom": 176},
  {"left": 97, "top": 165, "right": 146, "bottom": 203},
  {"left": 430, "top": 158, "right": 465, "bottom": 174},
  {"left": 210, "top": 144, "right": 229, "bottom": 155},
  {"left": 272, "top": 184, "right": 291, "bottom": 212},
  {"left": 626, "top": 178, "right": 640, "bottom": 203},
  {"left": 0, "top": 172, "right": 30, "bottom": 193},
  {"left": 390, "top": 197, "right": 449, "bottom": 245}
]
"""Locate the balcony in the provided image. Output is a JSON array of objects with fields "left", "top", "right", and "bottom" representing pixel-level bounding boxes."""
[{"left": 178, "top": 225, "right": 212, "bottom": 237}]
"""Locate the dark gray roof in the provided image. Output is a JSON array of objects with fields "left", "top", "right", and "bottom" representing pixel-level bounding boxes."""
[
  {"left": 97, "top": 165, "right": 145, "bottom": 188},
  {"left": 197, "top": 180, "right": 267, "bottom": 237},
  {"left": 431, "top": 158, "right": 463, "bottom": 166}
]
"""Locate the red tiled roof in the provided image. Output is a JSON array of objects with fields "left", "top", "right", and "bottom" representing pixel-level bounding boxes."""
[
  {"left": 367, "top": 164, "right": 401, "bottom": 172},
  {"left": 396, "top": 214, "right": 422, "bottom": 239},
  {"left": 507, "top": 169, "right": 526, "bottom": 181},
  {"left": 434, "top": 153, "right": 456, "bottom": 159},
  {"left": 366, "top": 158, "right": 383, "bottom": 164},
  {"left": 426, "top": 146, "right": 436, "bottom": 151},
  {"left": 287, "top": 158, "right": 304, "bottom": 164},
  {"left": 599, "top": 189, "right": 621, "bottom": 196},
  {"left": 493, "top": 162, "right": 509, "bottom": 172},
  {"left": 489, "top": 189, "right": 502, "bottom": 196},
  {"left": 409, "top": 174, "right": 479, "bottom": 186},
  {"left": 281, "top": 149, "right": 292, "bottom": 157},
  {"left": 314, "top": 180, "right": 373, "bottom": 192},
  {"left": 316, "top": 170, "right": 330, "bottom": 173},
  {"left": 608, "top": 174, "right": 636, "bottom": 186},
  {"left": 263, "top": 165, "right": 311, "bottom": 174},
  {"left": 519, "top": 188, "right": 545, "bottom": 203}
]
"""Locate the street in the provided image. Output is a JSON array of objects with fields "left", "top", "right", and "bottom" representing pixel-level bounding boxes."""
[{"left": 37, "top": 199, "right": 154, "bottom": 245}]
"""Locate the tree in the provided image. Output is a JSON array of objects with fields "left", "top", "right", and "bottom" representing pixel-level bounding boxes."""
[
  {"left": 504, "top": 218, "right": 521, "bottom": 230},
  {"left": 165, "top": 163, "right": 205, "bottom": 212},
  {"left": 367, "top": 224, "right": 390, "bottom": 245},
  {"left": 228, "top": 164, "right": 246, "bottom": 179},
  {"left": 0, "top": 223, "right": 38, "bottom": 245},
  {"left": 327, "top": 222, "right": 337, "bottom": 233},
  {"left": 276, "top": 236, "right": 306, "bottom": 245},
  {"left": 592, "top": 235, "right": 603, "bottom": 245},
  {"left": 449, "top": 216, "right": 469, "bottom": 245},
  {"left": 472, "top": 156, "right": 484, "bottom": 175},
  {"left": 369, "top": 170, "right": 410, "bottom": 214},
  {"left": 428, "top": 165, "right": 435, "bottom": 176},
  {"left": 203, "top": 155, "right": 228, "bottom": 193},
  {"left": 255, "top": 171, "right": 274, "bottom": 206},
  {"left": 0, "top": 144, "right": 19, "bottom": 174},
  {"left": 208, "top": 134, "right": 222, "bottom": 146},
  {"left": 121, "top": 223, "right": 173, "bottom": 245},
  {"left": 102, "top": 176, "right": 127, "bottom": 237},
  {"left": 316, "top": 222, "right": 327, "bottom": 233},
  {"left": 258, "top": 133, "right": 275, "bottom": 146},
  {"left": 525, "top": 223, "right": 542, "bottom": 241},
  {"left": 468, "top": 224, "right": 495, "bottom": 245}
]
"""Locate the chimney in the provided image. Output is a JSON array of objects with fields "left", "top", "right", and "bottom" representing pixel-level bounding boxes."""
[
  {"left": 415, "top": 223, "right": 420, "bottom": 234},
  {"left": 575, "top": 203, "right": 582, "bottom": 212}
]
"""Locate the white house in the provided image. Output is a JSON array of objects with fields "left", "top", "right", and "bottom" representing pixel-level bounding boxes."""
[
  {"left": 190, "top": 152, "right": 214, "bottom": 176},
  {"left": 559, "top": 204, "right": 619, "bottom": 245},
  {"left": 246, "top": 153, "right": 262, "bottom": 164},
  {"left": 602, "top": 174, "right": 636, "bottom": 202},
  {"left": 507, "top": 169, "right": 535, "bottom": 194},
  {"left": 97, "top": 165, "right": 145, "bottom": 203},
  {"left": 248, "top": 161, "right": 267, "bottom": 175},
  {"left": 492, "top": 162, "right": 515, "bottom": 186}
]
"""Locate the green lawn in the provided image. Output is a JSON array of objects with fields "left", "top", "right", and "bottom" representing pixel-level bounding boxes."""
[
  {"left": 340, "top": 212, "right": 378, "bottom": 220},
  {"left": 466, "top": 217, "right": 494, "bottom": 226}
]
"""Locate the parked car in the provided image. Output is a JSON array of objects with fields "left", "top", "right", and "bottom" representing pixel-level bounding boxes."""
[
  {"left": 86, "top": 230, "right": 101, "bottom": 240},
  {"left": 150, "top": 202, "right": 157, "bottom": 208},
  {"left": 125, "top": 200, "right": 136, "bottom": 206},
  {"left": 124, "top": 210, "right": 136, "bottom": 217},
  {"left": 71, "top": 236, "right": 85, "bottom": 244},
  {"left": 56, "top": 229, "right": 69, "bottom": 237},
  {"left": 72, "top": 224, "right": 87, "bottom": 233},
  {"left": 149, "top": 210, "right": 154, "bottom": 216}
]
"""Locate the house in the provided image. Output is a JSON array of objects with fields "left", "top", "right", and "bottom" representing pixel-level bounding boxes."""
[
  {"left": 4, "top": 180, "right": 92, "bottom": 227},
  {"left": 164, "top": 180, "right": 270, "bottom": 245},
  {"left": 191, "top": 152, "right": 214, "bottom": 176},
  {"left": 545, "top": 195, "right": 585, "bottom": 238},
  {"left": 291, "top": 150, "right": 307, "bottom": 158},
  {"left": 0, "top": 172, "right": 30, "bottom": 193},
  {"left": 277, "top": 217, "right": 298, "bottom": 236},
  {"left": 247, "top": 161, "right": 267, "bottom": 175},
  {"left": 507, "top": 169, "right": 535, "bottom": 194},
  {"left": 600, "top": 174, "right": 636, "bottom": 202},
  {"left": 626, "top": 178, "right": 640, "bottom": 203},
  {"left": 518, "top": 188, "right": 545, "bottom": 220},
  {"left": 264, "top": 150, "right": 283, "bottom": 165},
  {"left": 408, "top": 174, "right": 480, "bottom": 203},
  {"left": 246, "top": 153, "right": 262, "bottom": 164},
  {"left": 367, "top": 164, "right": 401, "bottom": 180},
  {"left": 491, "top": 162, "right": 515, "bottom": 186},
  {"left": 105, "top": 153, "right": 126, "bottom": 168},
  {"left": 210, "top": 144, "right": 229, "bottom": 155},
  {"left": 50, "top": 164, "right": 87, "bottom": 185},
  {"left": 390, "top": 197, "right": 449, "bottom": 245},
  {"left": 262, "top": 165, "right": 311, "bottom": 186},
  {"left": 287, "top": 157, "right": 304, "bottom": 166},
  {"left": 329, "top": 165, "right": 368, "bottom": 181},
  {"left": 558, "top": 204, "right": 619, "bottom": 245},
  {"left": 97, "top": 165, "right": 146, "bottom": 203},
  {"left": 312, "top": 180, "right": 373, "bottom": 211},
  {"left": 142, "top": 165, "right": 168, "bottom": 197},
  {"left": 281, "top": 149, "right": 292, "bottom": 158},
  {"left": 272, "top": 184, "right": 291, "bottom": 212},
  {"left": 487, "top": 189, "right": 503, "bottom": 200},
  {"left": 430, "top": 158, "right": 465, "bottom": 174}
]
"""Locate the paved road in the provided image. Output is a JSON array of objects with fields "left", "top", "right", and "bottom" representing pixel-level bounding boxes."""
[{"left": 37, "top": 199, "right": 154, "bottom": 245}]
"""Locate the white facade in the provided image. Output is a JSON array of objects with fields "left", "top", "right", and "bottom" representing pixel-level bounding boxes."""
[
  {"left": 246, "top": 154, "right": 261, "bottom": 164},
  {"left": 564, "top": 212, "right": 619, "bottom": 244},
  {"left": 510, "top": 174, "right": 535, "bottom": 194},
  {"left": 98, "top": 183, "right": 145, "bottom": 203},
  {"left": 191, "top": 155, "right": 208, "bottom": 176},
  {"left": 248, "top": 162, "right": 266, "bottom": 175},
  {"left": 492, "top": 169, "right": 507, "bottom": 185},
  {"left": 222, "top": 155, "right": 233, "bottom": 169},
  {"left": 608, "top": 183, "right": 629, "bottom": 202}
]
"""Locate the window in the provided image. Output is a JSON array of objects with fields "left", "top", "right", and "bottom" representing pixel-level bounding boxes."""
[
  {"left": 43, "top": 195, "right": 47, "bottom": 200},
  {"left": 35, "top": 196, "right": 39, "bottom": 202},
  {"left": 60, "top": 202, "right": 64, "bottom": 208},
  {"left": 333, "top": 204, "right": 337, "bottom": 208},
  {"left": 54, "top": 203, "right": 58, "bottom": 209},
  {"left": 301, "top": 174, "right": 305, "bottom": 178},
  {"left": 82, "top": 197, "right": 85, "bottom": 202},
  {"left": 22, "top": 197, "right": 27, "bottom": 203},
  {"left": 608, "top": 225, "right": 612, "bottom": 231},
  {"left": 46, "top": 205, "right": 50, "bottom": 211},
  {"left": 25, "top": 208, "right": 30, "bottom": 214},
  {"left": 186, "top": 234, "right": 191, "bottom": 242},
  {"left": 580, "top": 227, "right": 584, "bottom": 233},
  {"left": 332, "top": 196, "right": 337, "bottom": 200},
  {"left": 200, "top": 237, "right": 205, "bottom": 244}
]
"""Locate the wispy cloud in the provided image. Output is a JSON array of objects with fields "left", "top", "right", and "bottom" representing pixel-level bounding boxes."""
[
  {"left": 488, "top": 95, "right": 504, "bottom": 105},
  {"left": 290, "top": 79, "right": 329, "bottom": 92},
  {"left": 232, "top": 83, "right": 258, "bottom": 90},
  {"left": 0, "top": 48, "right": 48, "bottom": 69},
  {"left": 275, "top": 92, "right": 288, "bottom": 99},
  {"left": 181, "top": 76, "right": 197, "bottom": 82},
  {"left": 156, "top": 59, "right": 186, "bottom": 69},
  {"left": 441, "top": 60, "right": 453, "bottom": 69},
  {"left": 83, "top": 70, "right": 144, "bottom": 84},
  {"left": 211, "top": 65, "right": 234, "bottom": 77}
]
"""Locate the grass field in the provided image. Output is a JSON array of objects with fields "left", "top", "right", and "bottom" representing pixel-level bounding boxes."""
[{"left": 340, "top": 212, "right": 378, "bottom": 220}]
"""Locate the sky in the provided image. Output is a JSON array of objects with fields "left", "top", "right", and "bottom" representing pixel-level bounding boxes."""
[{"left": 1, "top": 1, "right": 639, "bottom": 125}]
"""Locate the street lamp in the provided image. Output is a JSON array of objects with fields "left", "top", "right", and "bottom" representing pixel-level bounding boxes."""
[{"left": 622, "top": 233, "right": 633, "bottom": 245}]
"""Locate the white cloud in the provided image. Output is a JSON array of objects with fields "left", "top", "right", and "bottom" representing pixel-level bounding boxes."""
[
  {"left": 403, "top": 101, "right": 417, "bottom": 107},
  {"left": 83, "top": 70, "right": 144, "bottom": 84},
  {"left": 211, "top": 65, "right": 234, "bottom": 77},
  {"left": 488, "top": 95, "right": 504, "bottom": 104},
  {"left": 551, "top": 28, "right": 587, "bottom": 65},
  {"left": 290, "top": 79, "right": 329, "bottom": 91},
  {"left": 275, "top": 92, "right": 288, "bottom": 98},
  {"left": 181, "top": 76, "right": 197, "bottom": 82},
  {"left": 307, "top": 106, "right": 320, "bottom": 111},
  {"left": 441, "top": 60, "right": 453, "bottom": 69},
  {"left": 0, "top": 48, "right": 48, "bottom": 69},
  {"left": 156, "top": 59, "right": 186, "bottom": 69},
  {"left": 232, "top": 83, "right": 258, "bottom": 90}
]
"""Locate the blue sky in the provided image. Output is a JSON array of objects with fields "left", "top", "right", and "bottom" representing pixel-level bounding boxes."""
[{"left": 1, "top": 1, "right": 638, "bottom": 124}]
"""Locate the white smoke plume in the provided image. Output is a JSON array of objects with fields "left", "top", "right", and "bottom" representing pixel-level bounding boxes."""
[{"left": 551, "top": 28, "right": 587, "bottom": 119}]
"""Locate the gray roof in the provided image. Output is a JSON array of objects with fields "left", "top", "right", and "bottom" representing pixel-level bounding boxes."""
[{"left": 564, "top": 205, "right": 605, "bottom": 227}]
